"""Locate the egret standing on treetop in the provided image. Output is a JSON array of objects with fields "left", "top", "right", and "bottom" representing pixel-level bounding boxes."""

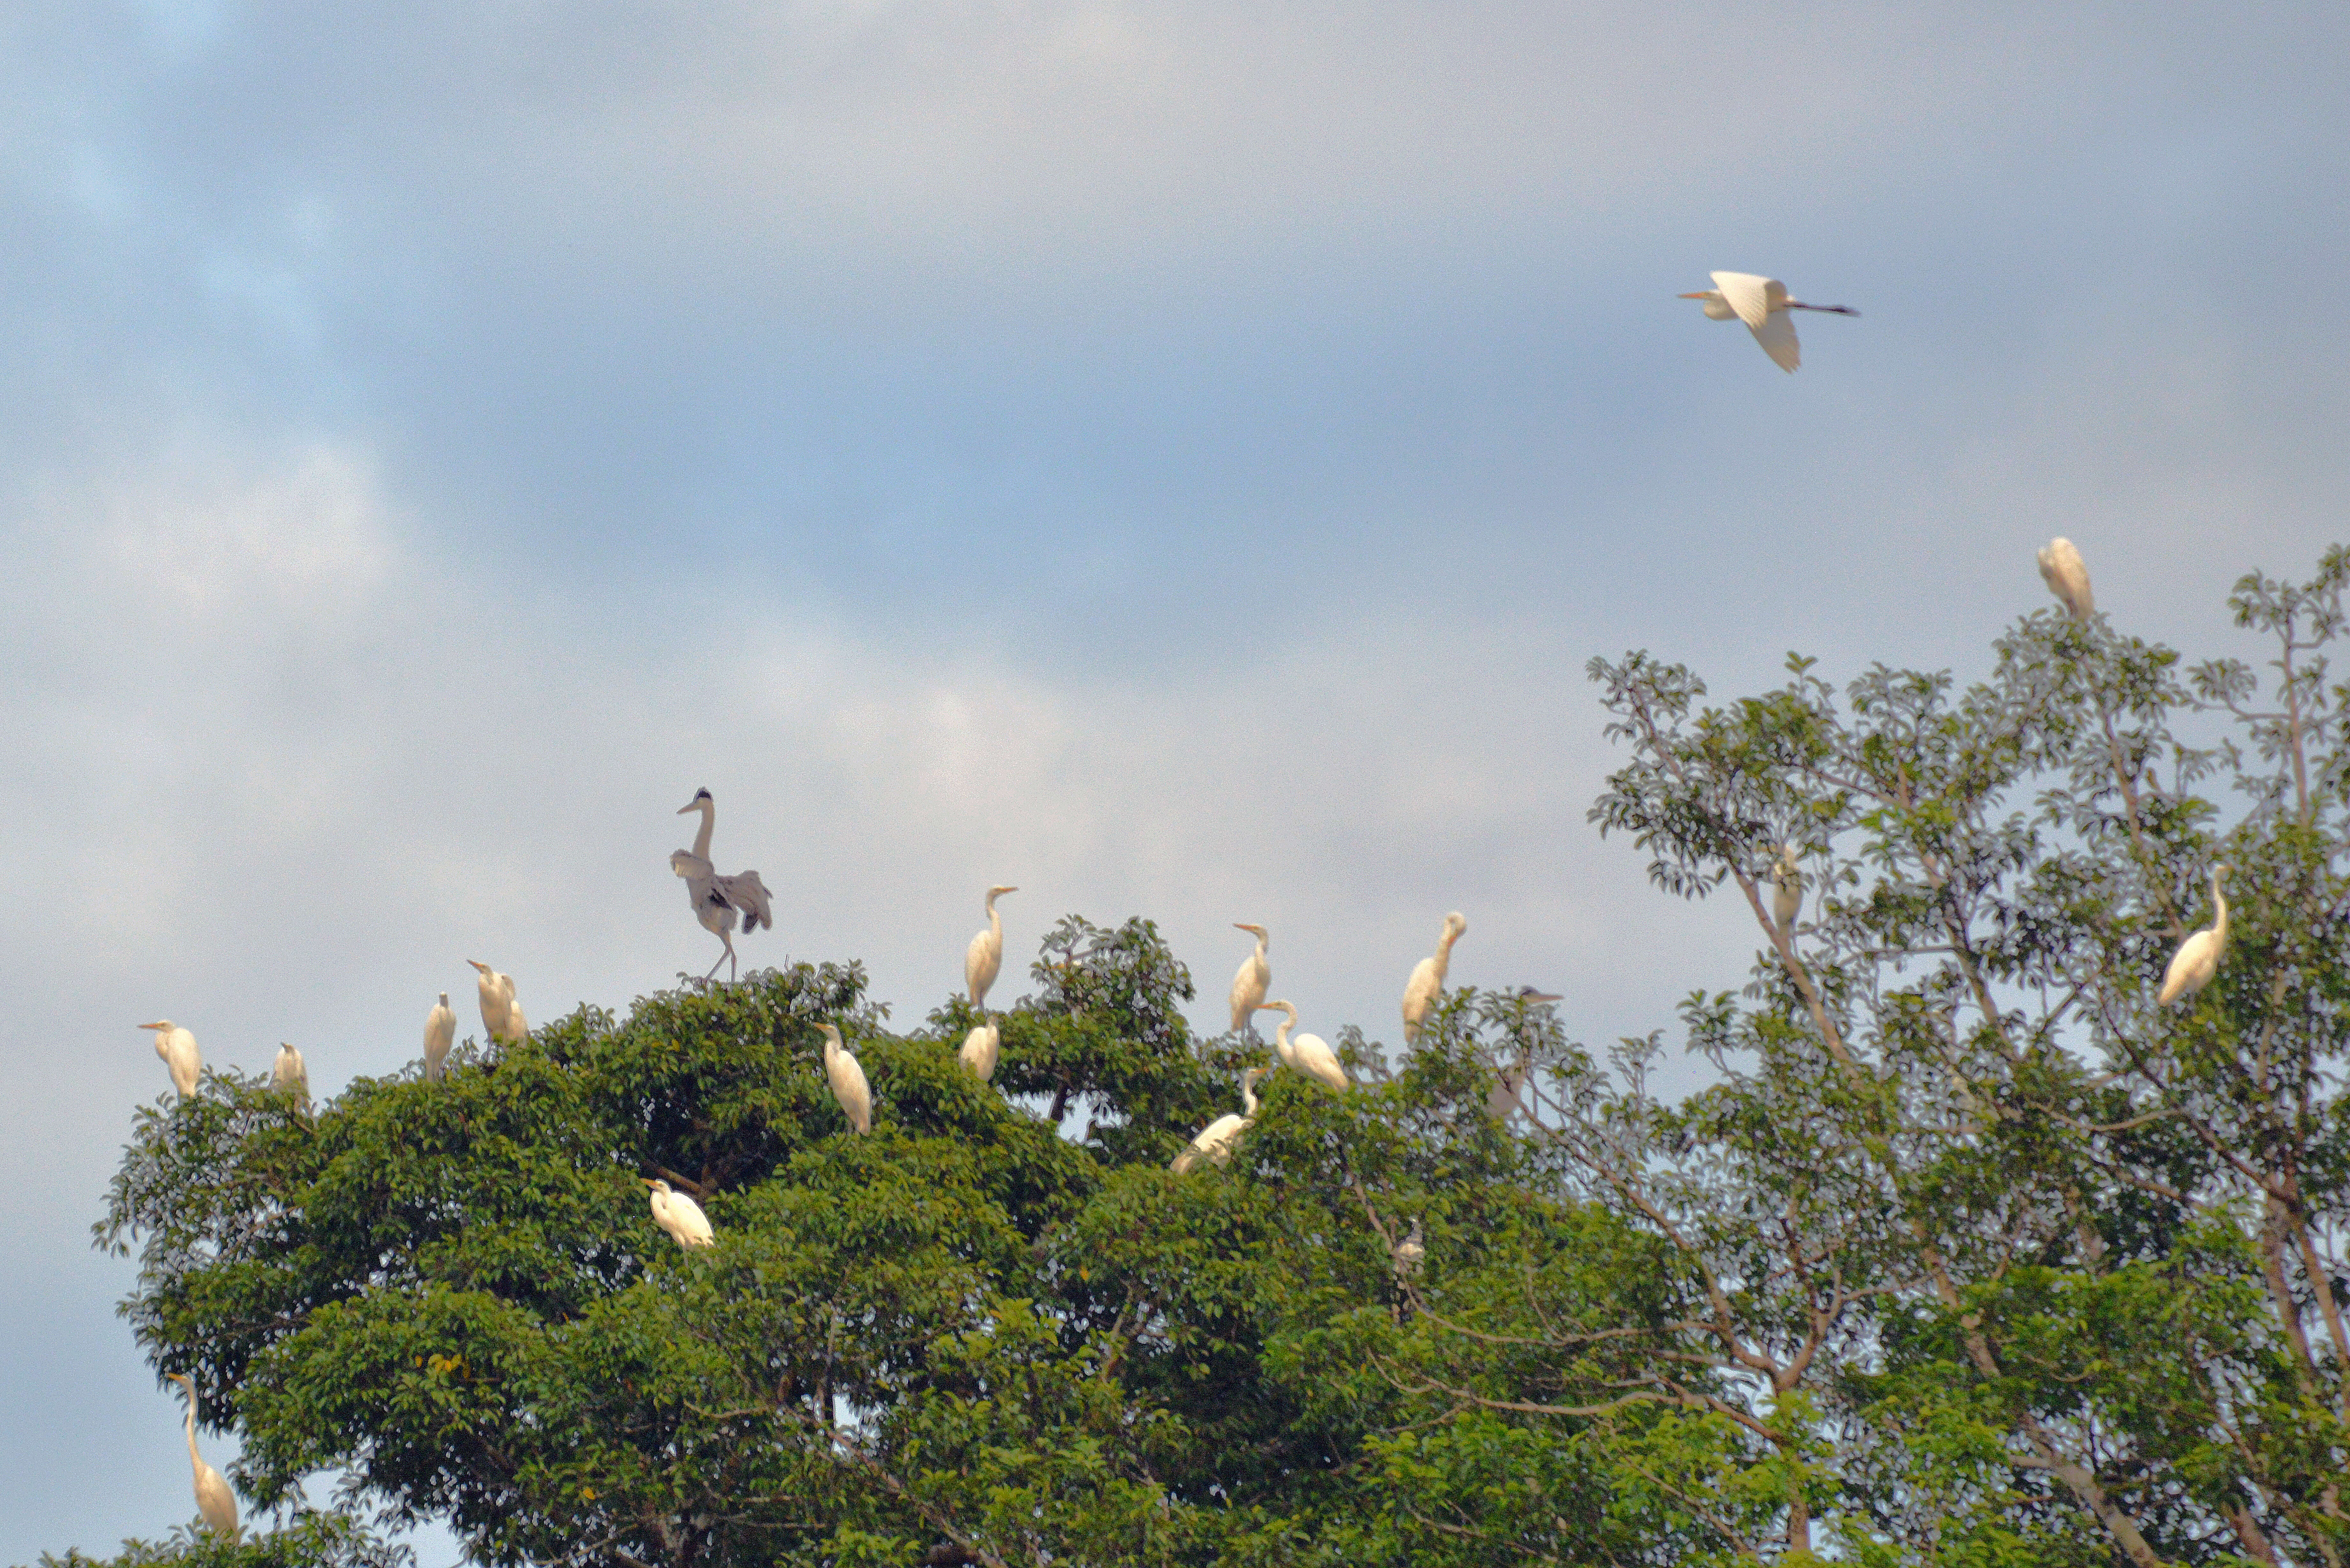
[
  {"left": 818, "top": 1023, "right": 872, "bottom": 1134},
  {"left": 642, "top": 1178, "right": 716, "bottom": 1249},
  {"left": 423, "top": 992, "right": 455, "bottom": 1083},
  {"left": 965, "top": 886, "right": 1017, "bottom": 1008},
  {"left": 672, "top": 788, "right": 774, "bottom": 982},
  {"left": 1679, "top": 272, "right": 1857, "bottom": 373},
  {"left": 140, "top": 1021, "right": 201, "bottom": 1099},
  {"left": 469, "top": 960, "right": 515, "bottom": 1041},
  {"left": 2037, "top": 538, "right": 2095, "bottom": 621},
  {"left": 164, "top": 1372, "right": 239, "bottom": 1542},
  {"left": 1228, "top": 923, "right": 1270, "bottom": 1035},
  {"left": 1259, "top": 999, "right": 1348, "bottom": 1091},
  {"left": 1171, "top": 1067, "right": 1265, "bottom": 1174},
  {"left": 1401, "top": 912, "right": 1468, "bottom": 1042},
  {"left": 2158, "top": 866, "right": 2232, "bottom": 1006},
  {"left": 270, "top": 1042, "right": 308, "bottom": 1107},
  {"left": 959, "top": 1018, "right": 1001, "bottom": 1082}
]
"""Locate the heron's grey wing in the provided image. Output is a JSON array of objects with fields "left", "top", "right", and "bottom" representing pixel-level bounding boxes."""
[
  {"left": 1710, "top": 272, "right": 1775, "bottom": 333},
  {"left": 1750, "top": 310, "right": 1800, "bottom": 372},
  {"left": 716, "top": 871, "right": 773, "bottom": 931}
]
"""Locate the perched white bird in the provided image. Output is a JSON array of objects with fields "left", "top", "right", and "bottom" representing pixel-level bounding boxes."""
[
  {"left": 423, "top": 992, "right": 456, "bottom": 1083},
  {"left": 818, "top": 1023, "right": 872, "bottom": 1134},
  {"left": 959, "top": 1019, "right": 1001, "bottom": 1083},
  {"left": 1401, "top": 912, "right": 1468, "bottom": 1042},
  {"left": 965, "top": 885, "right": 1018, "bottom": 1008},
  {"left": 140, "top": 1021, "right": 201, "bottom": 1099},
  {"left": 1680, "top": 271, "right": 1857, "bottom": 373},
  {"left": 672, "top": 788, "right": 775, "bottom": 982},
  {"left": 1171, "top": 1067, "right": 1266, "bottom": 1175},
  {"left": 1391, "top": 1216, "right": 1426, "bottom": 1285},
  {"left": 270, "top": 1042, "right": 308, "bottom": 1106},
  {"left": 469, "top": 960, "right": 516, "bottom": 1042},
  {"left": 2037, "top": 538, "right": 2095, "bottom": 622},
  {"left": 165, "top": 1372, "right": 239, "bottom": 1542},
  {"left": 1489, "top": 989, "right": 1561, "bottom": 1124},
  {"left": 1228, "top": 923, "right": 1270, "bottom": 1035},
  {"left": 643, "top": 1178, "right": 716, "bottom": 1249},
  {"left": 2158, "top": 866, "right": 2232, "bottom": 1006},
  {"left": 1770, "top": 845, "right": 1804, "bottom": 935},
  {"left": 1259, "top": 999, "right": 1348, "bottom": 1092}
]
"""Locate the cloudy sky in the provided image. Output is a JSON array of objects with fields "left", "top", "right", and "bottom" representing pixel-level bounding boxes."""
[{"left": 4, "top": 2, "right": 2345, "bottom": 1559}]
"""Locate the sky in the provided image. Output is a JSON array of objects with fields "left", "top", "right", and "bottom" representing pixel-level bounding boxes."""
[{"left": 3, "top": 2, "right": 2346, "bottom": 1560}]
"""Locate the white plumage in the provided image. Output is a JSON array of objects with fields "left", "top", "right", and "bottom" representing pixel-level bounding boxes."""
[
  {"left": 1770, "top": 845, "right": 1804, "bottom": 935},
  {"left": 1391, "top": 1216, "right": 1425, "bottom": 1284},
  {"left": 1679, "top": 271, "right": 1857, "bottom": 373},
  {"left": 270, "top": 1042, "right": 308, "bottom": 1106},
  {"left": 140, "top": 1021, "right": 201, "bottom": 1099},
  {"left": 469, "top": 960, "right": 523, "bottom": 1042},
  {"left": 2037, "top": 537, "right": 2095, "bottom": 621},
  {"left": 1260, "top": 999, "right": 1348, "bottom": 1091},
  {"left": 2158, "top": 866, "right": 2231, "bottom": 1006},
  {"left": 1401, "top": 912, "right": 1467, "bottom": 1042},
  {"left": 643, "top": 1178, "right": 716, "bottom": 1249},
  {"left": 165, "top": 1372, "right": 239, "bottom": 1542},
  {"left": 1228, "top": 923, "right": 1270, "bottom": 1034},
  {"left": 424, "top": 992, "right": 455, "bottom": 1083},
  {"left": 965, "top": 885, "right": 1018, "bottom": 1008},
  {"left": 959, "top": 1019, "right": 1001, "bottom": 1082},
  {"left": 673, "top": 788, "right": 774, "bottom": 982},
  {"left": 1171, "top": 1067, "right": 1265, "bottom": 1174},
  {"left": 819, "top": 1023, "right": 872, "bottom": 1134}
]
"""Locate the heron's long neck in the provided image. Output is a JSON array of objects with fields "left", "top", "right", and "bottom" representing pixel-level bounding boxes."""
[
  {"left": 986, "top": 901, "right": 1002, "bottom": 938},
  {"left": 1434, "top": 930, "right": 1458, "bottom": 976},
  {"left": 2211, "top": 877, "right": 2229, "bottom": 944},
  {"left": 689, "top": 803, "right": 714, "bottom": 859},
  {"left": 1241, "top": 1081, "right": 1259, "bottom": 1116},
  {"left": 1254, "top": 934, "right": 1268, "bottom": 966},
  {"left": 184, "top": 1404, "right": 201, "bottom": 1466}
]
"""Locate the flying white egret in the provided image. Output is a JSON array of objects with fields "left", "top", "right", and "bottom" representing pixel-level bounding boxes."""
[
  {"left": 642, "top": 1178, "right": 716, "bottom": 1249},
  {"left": 270, "top": 1043, "right": 308, "bottom": 1106},
  {"left": 818, "top": 1023, "right": 872, "bottom": 1134},
  {"left": 468, "top": 960, "right": 516, "bottom": 1041},
  {"left": 2037, "top": 538, "right": 2095, "bottom": 621},
  {"left": 672, "top": 788, "right": 775, "bottom": 982},
  {"left": 1392, "top": 1216, "right": 1425, "bottom": 1285},
  {"left": 424, "top": 992, "right": 455, "bottom": 1083},
  {"left": 1770, "top": 845, "right": 1804, "bottom": 935},
  {"left": 1228, "top": 923, "right": 1270, "bottom": 1035},
  {"left": 1679, "top": 271, "right": 1857, "bottom": 373},
  {"left": 965, "top": 886, "right": 1018, "bottom": 1008},
  {"left": 1401, "top": 912, "right": 1468, "bottom": 1042},
  {"left": 140, "top": 1021, "right": 201, "bottom": 1099},
  {"left": 2158, "top": 866, "right": 2232, "bottom": 1006},
  {"left": 959, "top": 1018, "right": 1001, "bottom": 1082},
  {"left": 164, "top": 1372, "right": 239, "bottom": 1542},
  {"left": 1171, "top": 1067, "right": 1266, "bottom": 1174},
  {"left": 1258, "top": 999, "right": 1348, "bottom": 1092},
  {"left": 1490, "top": 988, "right": 1561, "bottom": 1123}
]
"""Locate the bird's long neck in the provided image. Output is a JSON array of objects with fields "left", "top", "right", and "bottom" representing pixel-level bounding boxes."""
[
  {"left": 1434, "top": 929, "right": 1458, "bottom": 976},
  {"left": 184, "top": 1402, "right": 201, "bottom": 1466},
  {"left": 2211, "top": 874, "right": 2229, "bottom": 944},
  {"left": 1254, "top": 932, "right": 1268, "bottom": 965},
  {"left": 986, "top": 900, "right": 1003, "bottom": 939},
  {"left": 1241, "top": 1078, "right": 1259, "bottom": 1116},
  {"left": 689, "top": 802, "right": 714, "bottom": 860}
]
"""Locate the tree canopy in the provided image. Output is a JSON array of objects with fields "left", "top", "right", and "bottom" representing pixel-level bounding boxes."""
[{"left": 41, "top": 549, "right": 2350, "bottom": 1568}]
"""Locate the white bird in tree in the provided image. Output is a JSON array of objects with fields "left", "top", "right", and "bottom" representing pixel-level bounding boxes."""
[
  {"left": 959, "top": 1018, "right": 1001, "bottom": 1082},
  {"left": 1228, "top": 923, "right": 1270, "bottom": 1035},
  {"left": 468, "top": 960, "right": 520, "bottom": 1042},
  {"left": 1770, "top": 845, "right": 1805, "bottom": 935},
  {"left": 270, "top": 1043, "right": 308, "bottom": 1106},
  {"left": 1391, "top": 1216, "right": 1426, "bottom": 1285},
  {"left": 2037, "top": 537, "right": 2095, "bottom": 622},
  {"left": 965, "top": 885, "right": 1018, "bottom": 1008},
  {"left": 1171, "top": 1067, "right": 1266, "bottom": 1174},
  {"left": 1490, "top": 989, "right": 1561, "bottom": 1124},
  {"left": 164, "top": 1372, "right": 239, "bottom": 1542},
  {"left": 642, "top": 1178, "right": 716, "bottom": 1249},
  {"left": 424, "top": 992, "right": 455, "bottom": 1083},
  {"left": 672, "top": 788, "right": 775, "bottom": 982},
  {"left": 818, "top": 1023, "right": 872, "bottom": 1134},
  {"left": 1259, "top": 999, "right": 1348, "bottom": 1091},
  {"left": 1680, "top": 271, "right": 1858, "bottom": 373},
  {"left": 1401, "top": 912, "right": 1468, "bottom": 1042},
  {"left": 2158, "top": 865, "right": 2232, "bottom": 1006},
  {"left": 140, "top": 1021, "right": 201, "bottom": 1099}
]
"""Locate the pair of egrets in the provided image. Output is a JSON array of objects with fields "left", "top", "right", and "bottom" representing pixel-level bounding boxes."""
[
  {"left": 137, "top": 1023, "right": 308, "bottom": 1107},
  {"left": 1227, "top": 911, "right": 1470, "bottom": 1048}
]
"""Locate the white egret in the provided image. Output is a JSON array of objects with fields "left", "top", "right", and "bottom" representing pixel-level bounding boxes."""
[
  {"left": 270, "top": 1043, "right": 308, "bottom": 1106},
  {"left": 140, "top": 1021, "right": 201, "bottom": 1099},
  {"left": 1228, "top": 923, "right": 1270, "bottom": 1035},
  {"left": 642, "top": 1178, "right": 716, "bottom": 1249},
  {"left": 2037, "top": 537, "right": 2095, "bottom": 622},
  {"left": 818, "top": 1023, "right": 872, "bottom": 1134},
  {"left": 1392, "top": 1216, "right": 1425, "bottom": 1285},
  {"left": 965, "top": 885, "right": 1018, "bottom": 1008},
  {"left": 959, "top": 1018, "right": 1001, "bottom": 1083},
  {"left": 1770, "top": 845, "right": 1804, "bottom": 935},
  {"left": 672, "top": 788, "right": 775, "bottom": 982},
  {"left": 2158, "top": 866, "right": 2232, "bottom": 1006},
  {"left": 468, "top": 960, "right": 516, "bottom": 1041},
  {"left": 1401, "top": 912, "right": 1468, "bottom": 1042},
  {"left": 1679, "top": 271, "right": 1857, "bottom": 373},
  {"left": 164, "top": 1372, "right": 239, "bottom": 1542},
  {"left": 1259, "top": 999, "right": 1348, "bottom": 1092},
  {"left": 1171, "top": 1067, "right": 1265, "bottom": 1174},
  {"left": 424, "top": 992, "right": 455, "bottom": 1083},
  {"left": 1490, "top": 988, "right": 1561, "bottom": 1124}
]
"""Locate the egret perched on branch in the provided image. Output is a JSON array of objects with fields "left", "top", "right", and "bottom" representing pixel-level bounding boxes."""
[
  {"left": 2037, "top": 538, "right": 2095, "bottom": 621},
  {"left": 164, "top": 1372, "right": 239, "bottom": 1542},
  {"left": 468, "top": 960, "right": 524, "bottom": 1042},
  {"left": 1679, "top": 271, "right": 1857, "bottom": 372},
  {"left": 1491, "top": 989, "right": 1561, "bottom": 1124},
  {"left": 270, "top": 1043, "right": 308, "bottom": 1106},
  {"left": 1228, "top": 923, "right": 1270, "bottom": 1035},
  {"left": 1401, "top": 912, "right": 1468, "bottom": 1042},
  {"left": 1259, "top": 999, "right": 1348, "bottom": 1091},
  {"left": 965, "top": 886, "right": 1018, "bottom": 1008},
  {"left": 1770, "top": 845, "right": 1805, "bottom": 936},
  {"left": 642, "top": 1178, "right": 715, "bottom": 1249},
  {"left": 818, "top": 1023, "right": 872, "bottom": 1134},
  {"left": 672, "top": 788, "right": 774, "bottom": 982},
  {"left": 1391, "top": 1216, "right": 1425, "bottom": 1285},
  {"left": 1171, "top": 1067, "right": 1265, "bottom": 1174},
  {"left": 140, "top": 1021, "right": 201, "bottom": 1099},
  {"left": 423, "top": 992, "right": 455, "bottom": 1083},
  {"left": 959, "top": 1018, "right": 1001, "bottom": 1082},
  {"left": 2158, "top": 866, "right": 2232, "bottom": 1006}
]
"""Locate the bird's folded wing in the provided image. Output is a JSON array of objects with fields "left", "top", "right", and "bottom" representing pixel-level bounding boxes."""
[
  {"left": 1750, "top": 310, "right": 1800, "bottom": 372},
  {"left": 1711, "top": 271, "right": 1775, "bottom": 332},
  {"left": 716, "top": 871, "right": 774, "bottom": 931}
]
